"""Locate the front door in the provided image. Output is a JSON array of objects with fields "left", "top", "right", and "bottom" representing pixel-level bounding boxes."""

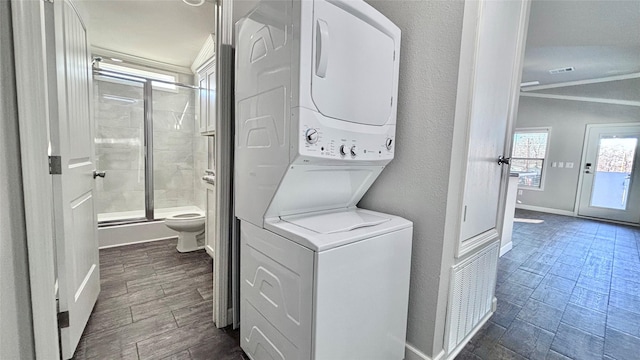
[
  {"left": 49, "top": 0, "right": 101, "bottom": 358},
  {"left": 578, "top": 124, "right": 640, "bottom": 224}
]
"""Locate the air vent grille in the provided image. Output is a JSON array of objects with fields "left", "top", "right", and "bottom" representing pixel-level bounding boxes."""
[{"left": 549, "top": 67, "right": 575, "bottom": 75}]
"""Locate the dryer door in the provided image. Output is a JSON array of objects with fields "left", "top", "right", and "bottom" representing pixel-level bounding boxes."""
[{"left": 311, "top": 0, "right": 399, "bottom": 126}]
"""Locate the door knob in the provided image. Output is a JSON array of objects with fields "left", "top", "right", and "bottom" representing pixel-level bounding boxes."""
[
  {"left": 93, "top": 170, "right": 106, "bottom": 179},
  {"left": 497, "top": 156, "right": 511, "bottom": 165}
]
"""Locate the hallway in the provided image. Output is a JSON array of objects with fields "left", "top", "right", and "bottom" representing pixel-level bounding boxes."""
[{"left": 459, "top": 210, "right": 640, "bottom": 359}]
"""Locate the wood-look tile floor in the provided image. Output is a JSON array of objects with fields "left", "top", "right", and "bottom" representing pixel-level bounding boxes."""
[
  {"left": 458, "top": 210, "right": 640, "bottom": 360},
  {"left": 72, "top": 239, "right": 245, "bottom": 360}
]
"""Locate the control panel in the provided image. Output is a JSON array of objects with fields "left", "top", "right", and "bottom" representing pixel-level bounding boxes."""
[{"left": 297, "top": 109, "right": 395, "bottom": 162}]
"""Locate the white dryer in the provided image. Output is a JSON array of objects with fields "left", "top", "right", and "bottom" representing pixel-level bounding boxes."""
[{"left": 235, "top": 0, "right": 411, "bottom": 359}]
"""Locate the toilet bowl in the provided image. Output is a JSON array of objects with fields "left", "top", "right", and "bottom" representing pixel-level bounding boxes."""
[{"left": 165, "top": 212, "right": 205, "bottom": 252}]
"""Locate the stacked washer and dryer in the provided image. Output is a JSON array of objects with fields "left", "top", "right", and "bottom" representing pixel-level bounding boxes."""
[{"left": 235, "top": 0, "right": 412, "bottom": 359}]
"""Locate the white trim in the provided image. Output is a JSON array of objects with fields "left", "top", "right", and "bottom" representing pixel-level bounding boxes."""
[
  {"left": 500, "top": 242, "right": 513, "bottom": 257},
  {"left": 92, "top": 46, "right": 194, "bottom": 75},
  {"left": 516, "top": 204, "right": 640, "bottom": 227},
  {"left": 515, "top": 204, "right": 575, "bottom": 217},
  {"left": 214, "top": 0, "right": 232, "bottom": 329},
  {"left": 520, "top": 72, "right": 640, "bottom": 92},
  {"left": 520, "top": 92, "right": 640, "bottom": 108},
  {"left": 404, "top": 344, "right": 444, "bottom": 360},
  {"left": 191, "top": 34, "right": 216, "bottom": 73},
  {"left": 10, "top": 0, "right": 60, "bottom": 357}
]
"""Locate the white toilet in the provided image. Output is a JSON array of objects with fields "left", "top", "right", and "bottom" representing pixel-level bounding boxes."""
[{"left": 164, "top": 212, "right": 205, "bottom": 252}]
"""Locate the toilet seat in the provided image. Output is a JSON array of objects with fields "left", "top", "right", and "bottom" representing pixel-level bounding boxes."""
[{"left": 166, "top": 212, "right": 205, "bottom": 220}]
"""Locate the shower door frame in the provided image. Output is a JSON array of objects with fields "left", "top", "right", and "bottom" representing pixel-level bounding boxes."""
[{"left": 93, "top": 68, "right": 201, "bottom": 226}]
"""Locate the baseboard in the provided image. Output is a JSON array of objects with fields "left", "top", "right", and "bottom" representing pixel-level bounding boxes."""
[
  {"left": 499, "top": 242, "right": 513, "bottom": 257},
  {"left": 405, "top": 343, "right": 445, "bottom": 360},
  {"left": 98, "top": 220, "right": 178, "bottom": 248},
  {"left": 515, "top": 204, "right": 574, "bottom": 217}
]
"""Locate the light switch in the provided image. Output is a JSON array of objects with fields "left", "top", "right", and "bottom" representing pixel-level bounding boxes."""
[
  {"left": 552, "top": 162, "right": 557, "bottom": 167},
  {"left": 566, "top": 162, "right": 574, "bottom": 169},
  {"left": 558, "top": 162, "right": 564, "bottom": 168}
]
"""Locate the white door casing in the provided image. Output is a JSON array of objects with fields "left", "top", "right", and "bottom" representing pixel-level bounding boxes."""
[
  {"left": 49, "top": 0, "right": 101, "bottom": 358},
  {"left": 577, "top": 124, "right": 640, "bottom": 224}
]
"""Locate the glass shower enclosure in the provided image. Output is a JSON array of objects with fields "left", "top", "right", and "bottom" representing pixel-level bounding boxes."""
[{"left": 93, "top": 68, "right": 206, "bottom": 224}]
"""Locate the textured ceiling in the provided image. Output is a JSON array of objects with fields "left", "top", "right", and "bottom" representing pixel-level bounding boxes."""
[
  {"left": 522, "top": 0, "right": 640, "bottom": 86},
  {"left": 79, "top": 0, "right": 216, "bottom": 69}
]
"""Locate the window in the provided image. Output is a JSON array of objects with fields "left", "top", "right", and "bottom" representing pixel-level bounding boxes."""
[
  {"left": 511, "top": 129, "right": 550, "bottom": 189},
  {"left": 96, "top": 62, "right": 177, "bottom": 91}
]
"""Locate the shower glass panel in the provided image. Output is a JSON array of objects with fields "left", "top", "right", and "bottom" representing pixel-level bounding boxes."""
[
  {"left": 94, "top": 76, "right": 146, "bottom": 222},
  {"left": 152, "top": 84, "right": 206, "bottom": 220}
]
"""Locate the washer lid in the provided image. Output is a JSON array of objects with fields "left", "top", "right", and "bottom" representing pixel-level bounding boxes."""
[
  {"left": 281, "top": 210, "right": 390, "bottom": 234},
  {"left": 266, "top": 208, "right": 412, "bottom": 251}
]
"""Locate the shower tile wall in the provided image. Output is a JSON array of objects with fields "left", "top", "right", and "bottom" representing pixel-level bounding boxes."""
[{"left": 95, "top": 78, "right": 207, "bottom": 216}]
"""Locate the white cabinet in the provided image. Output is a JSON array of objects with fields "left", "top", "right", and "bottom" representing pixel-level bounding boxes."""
[
  {"left": 197, "top": 59, "right": 216, "bottom": 135},
  {"left": 204, "top": 182, "right": 216, "bottom": 258}
]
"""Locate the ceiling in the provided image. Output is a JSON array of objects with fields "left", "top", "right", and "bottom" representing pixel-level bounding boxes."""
[
  {"left": 522, "top": 0, "right": 640, "bottom": 87},
  {"left": 78, "top": 0, "right": 216, "bottom": 70}
]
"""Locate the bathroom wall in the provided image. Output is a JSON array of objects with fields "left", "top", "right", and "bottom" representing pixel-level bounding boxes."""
[{"left": 94, "top": 73, "right": 207, "bottom": 216}]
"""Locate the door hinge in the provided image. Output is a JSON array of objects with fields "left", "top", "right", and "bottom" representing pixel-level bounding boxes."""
[
  {"left": 49, "top": 156, "right": 62, "bottom": 175},
  {"left": 58, "top": 311, "right": 69, "bottom": 329}
]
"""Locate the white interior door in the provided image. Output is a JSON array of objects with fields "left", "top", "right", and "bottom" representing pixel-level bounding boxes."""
[
  {"left": 459, "top": 0, "right": 528, "bottom": 249},
  {"left": 578, "top": 124, "right": 640, "bottom": 224},
  {"left": 49, "top": 0, "right": 100, "bottom": 358}
]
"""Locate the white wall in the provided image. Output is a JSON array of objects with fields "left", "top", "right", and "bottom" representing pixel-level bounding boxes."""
[
  {"left": 515, "top": 92, "right": 640, "bottom": 212},
  {"left": 359, "top": 1, "right": 464, "bottom": 358},
  {"left": 0, "top": 1, "right": 36, "bottom": 357}
]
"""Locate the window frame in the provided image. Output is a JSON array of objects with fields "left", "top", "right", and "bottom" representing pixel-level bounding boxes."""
[
  {"left": 96, "top": 61, "right": 178, "bottom": 92},
  {"left": 511, "top": 127, "right": 551, "bottom": 191}
]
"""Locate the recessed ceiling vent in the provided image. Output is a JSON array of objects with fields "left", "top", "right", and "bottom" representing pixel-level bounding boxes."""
[{"left": 549, "top": 66, "right": 575, "bottom": 75}]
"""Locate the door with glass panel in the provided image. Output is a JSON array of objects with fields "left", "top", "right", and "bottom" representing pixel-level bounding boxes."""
[{"left": 578, "top": 124, "right": 640, "bottom": 224}]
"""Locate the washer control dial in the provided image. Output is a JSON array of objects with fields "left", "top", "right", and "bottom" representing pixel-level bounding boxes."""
[
  {"left": 385, "top": 138, "right": 393, "bottom": 150},
  {"left": 339, "top": 145, "right": 348, "bottom": 156},
  {"left": 305, "top": 128, "right": 319, "bottom": 144},
  {"left": 350, "top": 145, "right": 358, "bottom": 157}
]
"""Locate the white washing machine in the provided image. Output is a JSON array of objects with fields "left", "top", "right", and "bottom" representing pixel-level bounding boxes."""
[
  {"left": 235, "top": 0, "right": 411, "bottom": 359},
  {"left": 241, "top": 209, "right": 412, "bottom": 360}
]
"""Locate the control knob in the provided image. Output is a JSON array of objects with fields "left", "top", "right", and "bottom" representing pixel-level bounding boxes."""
[
  {"left": 385, "top": 138, "right": 393, "bottom": 150},
  {"left": 305, "top": 128, "right": 319, "bottom": 144},
  {"left": 339, "top": 145, "right": 348, "bottom": 156},
  {"left": 350, "top": 145, "right": 358, "bottom": 157}
]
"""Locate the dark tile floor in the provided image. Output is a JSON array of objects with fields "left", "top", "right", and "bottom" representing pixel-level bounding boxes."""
[
  {"left": 72, "top": 239, "right": 244, "bottom": 360},
  {"left": 76, "top": 211, "right": 639, "bottom": 360},
  {"left": 458, "top": 210, "right": 640, "bottom": 360}
]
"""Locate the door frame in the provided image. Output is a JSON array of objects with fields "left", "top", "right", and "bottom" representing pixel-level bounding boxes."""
[
  {"left": 575, "top": 123, "right": 640, "bottom": 224},
  {"left": 10, "top": 0, "right": 60, "bottom": 357}
]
